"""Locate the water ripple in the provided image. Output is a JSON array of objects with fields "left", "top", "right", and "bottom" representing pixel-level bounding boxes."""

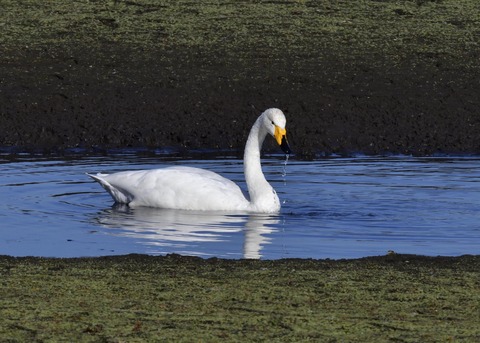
[{"left": 1, "top": 154, "right": 479, "bottom": 259}]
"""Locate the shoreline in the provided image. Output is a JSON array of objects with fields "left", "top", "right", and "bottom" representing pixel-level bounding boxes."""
[{"left": 1, "top": 253, "right": 479, "bottom": 341}]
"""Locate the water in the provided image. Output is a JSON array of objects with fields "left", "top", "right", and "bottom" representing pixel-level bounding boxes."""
[{"left": 1, "top": 153, "right": 479, "bottom": 259}]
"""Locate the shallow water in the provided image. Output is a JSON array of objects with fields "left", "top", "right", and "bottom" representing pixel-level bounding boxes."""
[{"left": 1, "top": 153, "right": 479, "bottom": 259}]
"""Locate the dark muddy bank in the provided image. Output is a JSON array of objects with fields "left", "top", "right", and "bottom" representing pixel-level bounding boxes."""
[{"left": 1, "top": 0, "right": 479, "bottom": 156}]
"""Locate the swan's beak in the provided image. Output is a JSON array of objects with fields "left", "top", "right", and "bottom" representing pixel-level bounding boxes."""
[{"left": 274, "top": 126, "right": 292, "bottom": 154}]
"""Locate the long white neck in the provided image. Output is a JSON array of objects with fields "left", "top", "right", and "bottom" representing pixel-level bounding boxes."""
[{"left": 243, "top": 116, "right": 280, "bottom": 212}]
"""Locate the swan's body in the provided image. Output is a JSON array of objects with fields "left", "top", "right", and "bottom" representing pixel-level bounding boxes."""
[
  {"left": 88, "top": 108, "right": 291, "bottom": 213},
  {"left": 89, "top": 166, "right": 250, "bottom": 211}
]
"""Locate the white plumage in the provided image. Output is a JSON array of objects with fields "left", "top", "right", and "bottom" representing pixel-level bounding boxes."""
[{"left": 88, "top": 108, "right": 291, "bottom": 213}]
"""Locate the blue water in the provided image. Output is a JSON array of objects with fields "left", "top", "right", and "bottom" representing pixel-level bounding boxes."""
[{"left": 1, "top": 153, "right": 479, "bottom": 259}]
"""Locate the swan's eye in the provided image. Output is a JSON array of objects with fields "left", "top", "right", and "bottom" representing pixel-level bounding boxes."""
[{"left": 271, "top": 120, "right": 275, "bottom": 125}]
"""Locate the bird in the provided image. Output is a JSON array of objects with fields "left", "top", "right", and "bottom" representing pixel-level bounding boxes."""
[{"left": 88, "top": 108, "right": 291, "bottom": 213}]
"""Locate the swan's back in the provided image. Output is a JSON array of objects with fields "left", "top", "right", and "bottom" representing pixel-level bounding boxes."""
[{"left": 88, "top": 166, "right": 250, "bottom": 211}]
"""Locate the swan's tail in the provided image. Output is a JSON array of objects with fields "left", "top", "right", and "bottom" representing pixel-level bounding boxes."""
[{"left": 87, "top": 173, "right": 132, "bottom": 204}]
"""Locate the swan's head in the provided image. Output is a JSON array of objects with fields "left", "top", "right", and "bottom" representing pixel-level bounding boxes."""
[{"left": 262, "top": 108, "right": 292, "bottom": 154}]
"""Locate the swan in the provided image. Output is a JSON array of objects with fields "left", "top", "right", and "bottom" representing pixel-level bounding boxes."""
[{"left": 88, "top": 108, "right": 291, "bottom": 213}]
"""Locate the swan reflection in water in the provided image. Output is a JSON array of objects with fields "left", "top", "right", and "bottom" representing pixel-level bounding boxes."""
[{"left": 94, "top": 205, "right": 279, "bottom": 259}]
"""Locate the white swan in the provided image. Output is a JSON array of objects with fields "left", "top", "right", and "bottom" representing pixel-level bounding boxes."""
[{"left": 88, "top": 108, "right": 291, "bottom": 213}]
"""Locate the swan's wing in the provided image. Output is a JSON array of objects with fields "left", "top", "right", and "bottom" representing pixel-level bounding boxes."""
[{"left": 89, "top": 166, "right": 249, "bottom": 211}]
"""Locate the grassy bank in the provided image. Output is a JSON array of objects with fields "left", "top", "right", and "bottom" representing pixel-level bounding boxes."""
[
  {"left": 1, "top": 254, "right": 479, "bottom": 342},
  {"left": 2, "top": 0, "right": 479, "bottom": 66}
]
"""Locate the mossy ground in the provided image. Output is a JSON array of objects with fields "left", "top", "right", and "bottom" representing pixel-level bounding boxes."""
[
  {"left": 1, "top": 254, "right": 479, "bottom": 342},
  {"left": 2, "top": 0, "right": 479, "bottom": 62}
]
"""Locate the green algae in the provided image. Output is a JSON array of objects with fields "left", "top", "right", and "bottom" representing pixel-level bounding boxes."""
[{"left": 1, "top": 254, "right": 479, "bottom": 342}]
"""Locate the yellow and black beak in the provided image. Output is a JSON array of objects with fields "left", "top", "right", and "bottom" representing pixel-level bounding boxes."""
[{"left": 274, "top": 126, "right": 292, "bottom": 154}]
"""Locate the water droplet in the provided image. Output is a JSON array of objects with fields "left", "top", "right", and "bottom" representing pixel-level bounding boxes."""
[{"left": 282, "top": 154, "right": 289, "bottom": 178}]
